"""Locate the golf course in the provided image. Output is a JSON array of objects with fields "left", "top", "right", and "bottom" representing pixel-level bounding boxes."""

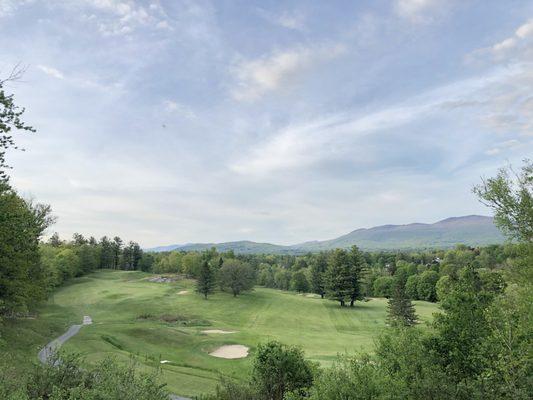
[{"left": 2, "top": 270, "right": 439, "bottom": 398}]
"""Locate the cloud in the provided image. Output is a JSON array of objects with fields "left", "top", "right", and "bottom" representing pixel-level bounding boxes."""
[
  {"left": 37, "top": 64, "right": 65, "bottom": 79},
  {"left": 163, "top": 100, "right": 197, "bottom": 119},
  {"left": 230, "top": 44, "right": 345, "bottom": 101},
  {"left": 394, "top": 0, "right": 445, "bottom": 23},
  {"left": 469, "top": 19, "right": 533, "bottom": 62},
  {"left": 259, "top": 8, "right": 306, "bottom": 30},
  {"left": 75, "top": 0, "right": 171, "bottom": 36},
  {"left": 231, "top": 64, "right": 532, "bottom": 176},
  {"left": 0, "top": 0, "right": 33, "bottom": 18}
]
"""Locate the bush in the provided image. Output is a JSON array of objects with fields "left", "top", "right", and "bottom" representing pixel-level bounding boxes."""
[{"left": 0, "top": 352, "right": 169, "bottom": 400}]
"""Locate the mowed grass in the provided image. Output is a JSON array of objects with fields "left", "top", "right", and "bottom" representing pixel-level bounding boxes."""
[{"left": 2, "top": 270, "right": 439, "bottom": 397}]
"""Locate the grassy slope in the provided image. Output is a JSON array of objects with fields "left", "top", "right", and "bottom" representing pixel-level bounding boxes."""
[{"left": 1, "top": 270, "right": 439, "bottom": 397}]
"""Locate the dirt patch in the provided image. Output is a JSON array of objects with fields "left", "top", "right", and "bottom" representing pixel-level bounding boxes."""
[
  {"left": 202, "top": 329, "right": 236, "bottom": 334},
  {"left": 177, "top": 290, "right": 189, "bottom": 295},
  {"left": 209, "top": 345, "right": 249, "bottom": 359}
]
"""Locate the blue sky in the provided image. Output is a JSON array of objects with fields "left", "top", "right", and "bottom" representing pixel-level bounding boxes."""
[{"left": 1, "top": 0, "right": 532, "bottom": 247}]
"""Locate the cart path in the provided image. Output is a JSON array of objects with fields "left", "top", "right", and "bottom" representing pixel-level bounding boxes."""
[{"left": 37, "top": 316, "right": 191, "bottom": 400}]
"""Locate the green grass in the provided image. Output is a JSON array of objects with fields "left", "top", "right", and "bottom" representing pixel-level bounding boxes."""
[{"left": 1, "top": 270, "right": 440, "bottom": 397}]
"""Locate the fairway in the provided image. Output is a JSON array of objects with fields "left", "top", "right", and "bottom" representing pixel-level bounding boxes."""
[{"left": 15, "top": 270, "right": 439, "bottom": 397}]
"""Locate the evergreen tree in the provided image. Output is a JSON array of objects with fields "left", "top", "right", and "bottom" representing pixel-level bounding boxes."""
[
  {"left": 387, "top": 276, "right": 417, "bottom": 327},
  {"left": 324, "top": 249, "right": 352, "bottom": 306},
  {"left": 196, "top": 261, "right": 216, "bottom": 299},
  {"left": 310, "top": 252, "right": 327, "bottom": 298},
  {"left": 111, "top": 236, "right": 123, "bottom": 269},
  {"left": 348, "top": 245, "right": 364, "bottom": 306}
]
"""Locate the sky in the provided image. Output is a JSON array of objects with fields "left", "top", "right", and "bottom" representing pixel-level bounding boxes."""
[{"left": 1, "top": 0, "right": 532, "bottom": 247}]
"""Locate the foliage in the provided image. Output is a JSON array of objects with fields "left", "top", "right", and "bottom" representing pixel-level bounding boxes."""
[
  {"left": 251, "top": 341, "right": 316, "bottom": 400},
  {"left": 0, "top": 352, "right": 169, "bottom": 399},
  {"left": 196, "top": 261, "right": 217, "bottom": 299},
  {"left": 473, "top": 159, "right": 532, "bottom": 242},
  {"left": 218, "top": 259, "right": 255, "bottom": 296},
  {"left": 387, "top": 276, "right": 417, "bottom": 327},
  {"left": 0, "top": 72, "right": 35, "bottom": 181},
  {"left": 0, "top": 182, "right": 53, "bottom": 317}
]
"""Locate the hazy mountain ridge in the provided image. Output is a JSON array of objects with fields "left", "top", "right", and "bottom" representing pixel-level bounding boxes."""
[{"left": 147, "top": 215, "right": 505, "bottom": 254}]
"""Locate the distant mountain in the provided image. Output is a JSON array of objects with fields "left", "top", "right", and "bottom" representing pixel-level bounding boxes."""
[{"left": 146, "top": 215, "right": 505, "bottom": 254}]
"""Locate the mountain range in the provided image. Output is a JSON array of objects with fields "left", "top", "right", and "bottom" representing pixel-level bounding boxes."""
[{"left": 147, "top": 215, "right": 505, "bottom": 254}]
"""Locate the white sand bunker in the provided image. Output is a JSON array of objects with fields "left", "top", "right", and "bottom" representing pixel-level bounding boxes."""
[
  {"left": 160, "top": 360, "right": 171, "bottom": 364},
  {"left": 209, "top": 345, "right": 249, "bottom": 359},
  {"left": 177, "top": 290, "right": 189, "bottom": 295},
  {"left": 202, "top": 329, "right": 236, "bottom": 334}
]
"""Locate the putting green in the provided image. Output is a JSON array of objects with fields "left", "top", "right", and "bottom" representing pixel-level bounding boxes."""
[{"left": 5, "top": 270, "right": 439, "bottom": 397}]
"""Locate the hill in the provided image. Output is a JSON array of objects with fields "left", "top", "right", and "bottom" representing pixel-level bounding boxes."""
[
  {"left": 1, "top": 270, "right": 438, "bottom": 397},
  {"left": 148, "top": 215, "right": 504, "bottom": 254}
]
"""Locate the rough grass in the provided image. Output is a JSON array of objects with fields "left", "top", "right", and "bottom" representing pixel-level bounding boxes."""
[{"left": 1, "top": 270, "right": 439, "bottom": 397}]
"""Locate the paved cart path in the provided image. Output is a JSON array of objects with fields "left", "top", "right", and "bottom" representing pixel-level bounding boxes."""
[{"left": 37, "top": 316, "right": 190, "bottom": 400}]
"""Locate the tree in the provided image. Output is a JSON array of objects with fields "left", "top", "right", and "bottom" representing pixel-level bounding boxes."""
[
  {"left": 196, "top": 261, "right": 216, "bottom": 299},
  {"left": 373, "top": 276, "right": 394, "bottom": 298},
  {"left": 405, "top": 274, "right": 420, "bottom": 299},
  {"left": 139, "top": 252, "right": 155, "bottom": 272},
  {"left": 387, "top": 275, "right": 417, "bottom": 327},
  {"left": 348, "top": 246, "right": 365, "bottom": 306},
  {"left": 473, "top": 159, "right": 532, "bottom": 242},
  {"left": 0, "top": 182, "right": 53, "bottom": 316},
  {"left": 72, "top": 232, "right": 87, "bottom": 246},
  {"left": 111, "top": 236, "right": 123, "bottom": 269},
  {"left": 417, "top": 270, "right": 439, "bottom": 302},
  {"left": 274, "top": 269, "right": 291, "bottom": 290},
  {"left": 219, "top": 259, "right": 255, "bottom": 297},
  {"left": 430, "top": 265, "right": 505, "bottom": 390},
  {"left": 310, "top": 252, "right": 327, "bottom": 298},
  {"left": 47, "top": 232, "right": 62, "bottom": 247},
  {"left": 76, "top": 244, "right": 98, "bottom": 275},
  {"left": 252, "top": 341, "right": 315, "bottom": 400},
  {"left": 291, "top": 270, "right": 309, "bottom": 293},
  {"left": 0, "top": 67, "right": 35, "bottom": 181},
  {"left": 99, "top": 236, "right": 114, "bottom": 268},
  {"left": 324, "top": 249, "right": 352, "bottom": 306}
]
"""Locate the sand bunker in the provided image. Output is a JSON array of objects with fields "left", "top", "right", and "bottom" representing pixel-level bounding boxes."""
[
  {"left": 177, "top": 290, "right": 189, "bottom": 295},
  {"left": 209, "top": 345, "right": 249, "bottom": 359},
  {"left": 202, "top": 329, "right": 236, "bottom": 334},
  {"left": 160, "top": 360, "right": 171, "bottom": 364}
]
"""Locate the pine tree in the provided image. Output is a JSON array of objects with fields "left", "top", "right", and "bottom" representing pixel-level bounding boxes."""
[
  {"left": 387, "top": 277, "right": 418, "bottom": 327},
  {"left": 324, "top": 249, "right": 352, "bottom": 306},
  {"left": 196, "top": 261, "right": 216, "bottom": 299},
  {"left": 310, "top": 252, "right": 327, "bottom": 298}
]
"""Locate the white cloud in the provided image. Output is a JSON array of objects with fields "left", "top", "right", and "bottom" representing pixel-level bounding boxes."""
[
  {"left": 77, "top": 0, "right": 170, "bottom": 36},
  {"left": 259, "top": 9, "right": 306, "bottom": 30},
  {"left": 231, "top": 44, "right": 345, "bottom": 101},
  {"left": 37, "top": 64, "right": 65, "bottom": 79},
  {"left": 0, "top": 0, "right": 33, "bottom": 18},
  {"left": 163, "top": 100, "right": 197, "bottom": 119},
  {"left": 231, "top": 64, "right": 532, "bottom": 176},
  {"left": 516, "top": 19, "right": 533, "bottom": 39},
  {"left": 471, "top": 19, "right": 533, "bottom": 61},
  {"left": 394, "top": 0, "right": 444, "bottom": 23}
]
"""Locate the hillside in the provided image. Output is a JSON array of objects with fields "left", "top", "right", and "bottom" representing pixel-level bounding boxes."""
[{"left": 148, "top": 215, "right": 505, "bottom": 254}]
